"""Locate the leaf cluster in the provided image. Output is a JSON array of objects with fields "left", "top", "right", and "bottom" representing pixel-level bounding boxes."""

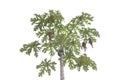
[
  {"left": 64, "top": 53, "right": 97, "bottom": 71},
  {"left": 20, "top": 10, "right": 100, "bottom": 77}
]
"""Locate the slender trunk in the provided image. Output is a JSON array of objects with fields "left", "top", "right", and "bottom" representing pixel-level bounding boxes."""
[{"left": 60, "top": 55, "right": 64, "bottom": 80}]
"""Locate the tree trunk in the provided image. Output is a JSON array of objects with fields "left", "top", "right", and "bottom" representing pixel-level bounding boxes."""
[{"left": 60, "top": 55, "right": 64, "bottom": 80}]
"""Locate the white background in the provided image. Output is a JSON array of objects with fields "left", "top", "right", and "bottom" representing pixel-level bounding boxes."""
[{"left": 0, "top": 0, "right": 120, "bottom": 80}]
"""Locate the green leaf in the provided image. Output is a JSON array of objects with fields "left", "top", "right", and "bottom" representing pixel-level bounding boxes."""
[
  {"left": 20, "top": 41, "right": 40, "bottom": 57},
  {"left": 36, "top": 59, "right": 56, "bottom": 77},
  {"left": 74, "top": 54, "right": 97, "bottom": 71}
]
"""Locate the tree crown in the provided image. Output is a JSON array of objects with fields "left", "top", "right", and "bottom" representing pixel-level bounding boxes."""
[{"left": 20, "top": 10, "right": 100, "bottom": 77}]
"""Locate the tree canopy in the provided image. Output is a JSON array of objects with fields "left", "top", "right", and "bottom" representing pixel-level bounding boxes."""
[{"left": 20, "top": 10, "right": 100, "bottom": 77}]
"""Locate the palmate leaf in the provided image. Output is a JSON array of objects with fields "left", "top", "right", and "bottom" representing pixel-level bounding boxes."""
[
  {"left": 64, "top": 52, "right": 97, "bottom": 72},
  {"left": 36, "top": 58, "right": 57, "bottom": 77},
  {"left": 20, "top": 41, "right": 40, "bottom": 57},
  {"left": 75, "top": 54, "right": 97, "bottom": 71}
]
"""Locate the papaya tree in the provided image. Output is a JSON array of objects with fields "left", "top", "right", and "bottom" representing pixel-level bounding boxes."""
[{"left": 20, "top": 10, "right": 100, "bottom": 80}]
